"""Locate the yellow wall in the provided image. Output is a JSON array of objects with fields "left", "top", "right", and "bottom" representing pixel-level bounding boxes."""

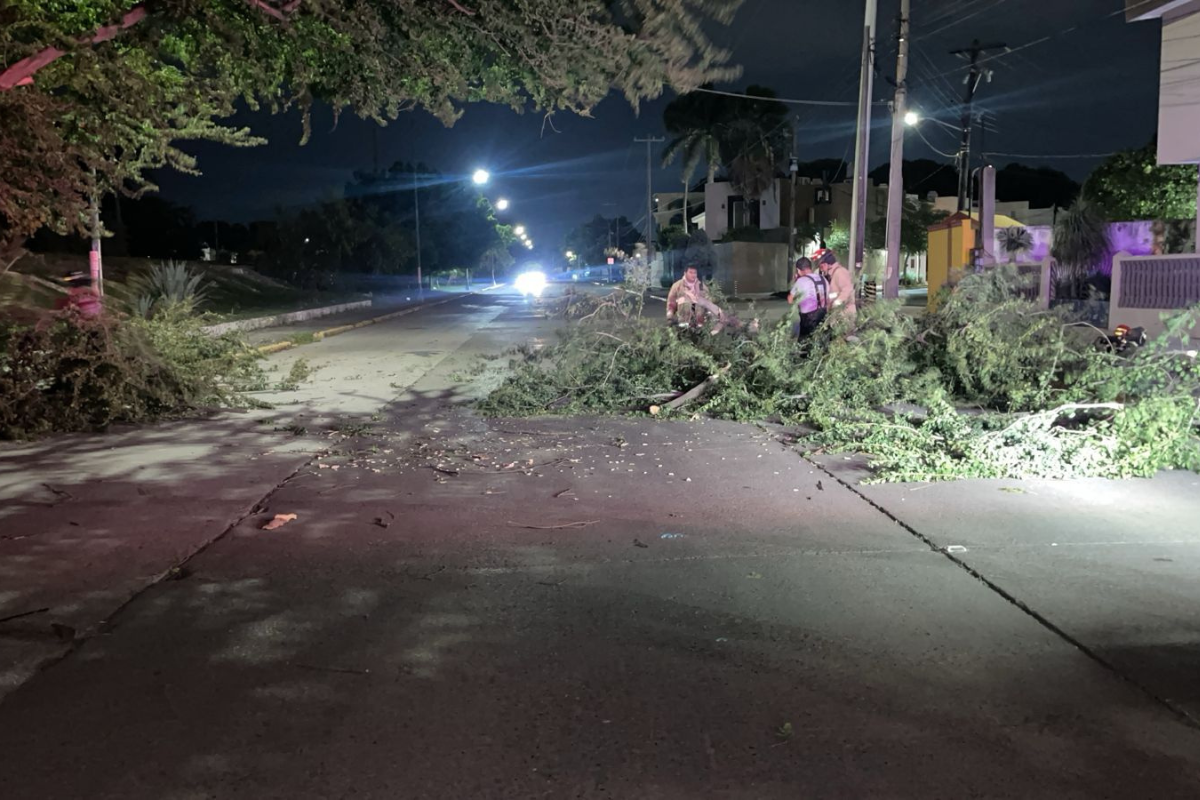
[{"left": 926, "top": 218, "right": 976, "bottom": 311}]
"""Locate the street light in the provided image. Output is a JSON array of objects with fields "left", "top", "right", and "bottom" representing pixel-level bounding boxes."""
[
  {"left": 495, "top": 198, "right": 510, "bottom": 211},
  {"left": 513, "top": 225, "right": 526, "bottom": 237},
  {"left": 413, "top": 166, "right": 491, "bottom": 301},
  {"left": 905, "top": 110, "right": 960, "bottom": 132}
]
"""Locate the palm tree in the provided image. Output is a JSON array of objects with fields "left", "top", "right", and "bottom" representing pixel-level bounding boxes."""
[
  {"left": 718, "top": 86, "right": 790, "bottom": 202},
  {"left": 1052, "top": 198, "right": 1110, "bottom": 299},
  {"left": 999, "top": 226, "right": 1033, "bottom": 263},
  {"left": 662, "top": 87, "right": 725, "bottom": 184},
  {"left": 662, "top": 88, "right": 725, "bottom": 234},
  {"left": 662, "top": 85, "right": 791, "bottom": 220}
]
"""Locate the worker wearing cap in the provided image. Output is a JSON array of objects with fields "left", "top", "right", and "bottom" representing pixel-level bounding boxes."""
[
  {"left": 813, "top": 249, "right": 856, "bottom": 326},
  {"left": 55, "top": 272, "right": 103, "bottom": 319}
]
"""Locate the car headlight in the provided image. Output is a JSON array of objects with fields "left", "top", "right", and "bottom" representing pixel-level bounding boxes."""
[{"left": 515, "top": 271, "right": 547, "bottom": 298}]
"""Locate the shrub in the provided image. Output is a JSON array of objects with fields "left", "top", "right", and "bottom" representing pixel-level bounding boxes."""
[
  {"left": 0, "top": 305, "right": 266, "bottom": 439},
  {"left": 130, "top": 261, "right": 211, "bottom": 317}
]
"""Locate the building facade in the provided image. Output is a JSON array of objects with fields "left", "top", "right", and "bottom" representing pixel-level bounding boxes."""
[{"left": 1128, "top": 0, "right": 1200, "bottom": 164}]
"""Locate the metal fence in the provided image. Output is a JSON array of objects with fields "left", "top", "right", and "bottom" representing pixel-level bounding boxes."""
[{"left": 1118, "top": 256, "right": 1200, "bottom": 309}]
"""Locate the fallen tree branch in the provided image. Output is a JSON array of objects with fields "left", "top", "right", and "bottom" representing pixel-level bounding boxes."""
[
  {"left": 662, "top": 364, "right": 731, "bottom": 411},
  {"left": 508, "top": 520, "right": 600, "bottom": 530},
  {"left": 991, "top": 402, "right": 1125, "bottom": 437}
]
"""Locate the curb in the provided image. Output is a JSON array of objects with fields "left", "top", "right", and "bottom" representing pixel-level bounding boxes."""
[
  {"left": 255, "top": 287, "right": 500, "bottom": 354},
  {"left": 203, "top": 300, "right": 372, "bottom": 336}
]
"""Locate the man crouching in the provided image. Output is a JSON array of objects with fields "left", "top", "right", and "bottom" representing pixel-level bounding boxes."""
[{"left": 667, "top": 265, "right": 716, "bottom": 328}]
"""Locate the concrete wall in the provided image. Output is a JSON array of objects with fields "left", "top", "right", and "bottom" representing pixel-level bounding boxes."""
[
  {"left": 1158, "top": 10, "right": 1200, "bottom": 164},
  {"left": 1110, "top": 252, "right": 1200, "bottom": 340},
  {"left": 990, "top": 221, "right": 1159, "bottom": 273},
  {"left": 711, "top": 241, "right": 789, "bottom": 296}
]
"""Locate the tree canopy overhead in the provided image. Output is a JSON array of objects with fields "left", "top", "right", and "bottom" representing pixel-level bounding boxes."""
[{"left": 0, "top": 0, "right": 744, "bottom": 251}]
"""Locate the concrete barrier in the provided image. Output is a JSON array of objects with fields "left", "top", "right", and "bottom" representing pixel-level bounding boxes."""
[{"left": 202, "top": 299, "right": 372, "bottom": 336}]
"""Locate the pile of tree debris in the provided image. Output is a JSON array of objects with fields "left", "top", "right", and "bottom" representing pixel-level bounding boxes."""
[{"left": 480, "top": 270, "right": 1200, "bottom": 482}]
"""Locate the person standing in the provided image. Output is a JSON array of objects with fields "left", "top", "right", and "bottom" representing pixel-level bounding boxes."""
[
  {"left": 788, "top": 257, "right": 828, "bottom": 340},
  {"left": 814, "top": 249, "right": 856, "bottom": 326}
]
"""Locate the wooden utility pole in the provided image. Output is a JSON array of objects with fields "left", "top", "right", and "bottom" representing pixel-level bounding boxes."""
[
  {"left": 884, "top": 0, "right": 911, "bottom": 300},
  {"left": 413, "top": 173, "right": 423, "bottom": 300},
  {"left": 88, "top": 175, "right": 103, "bottom": 296},
  {"left": 787, "top": 117, "right": 799, "bottom": 274},
  {"left": 848, "top": 0, "right": 878, "bottom": 280},
  {"left": 950, "top": 39, "right": 1006, "bottom": 212},
  {"left": 635, "top": 136, "right": 666, "bottom": 260}
]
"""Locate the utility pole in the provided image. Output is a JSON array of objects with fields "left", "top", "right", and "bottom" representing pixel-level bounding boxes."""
[
  {"left": 884, "top": 0, "right": 911, "bottom": 300},
  {"left": 88, "top": 169, "right": 103, "bottom": 296},
  {"left": 413, "top": 172, "right": 423, "bottom": 300},
  {"left": 89, "top": 194, "right": 103, "bottom": 297},
  {"left": 950, "top": 39, "right": 1005, "bottom": 212},
  {"left": 635, "top": 136, "right": 666, "bottom": 261},
  {"left": 848, "top": 0, "right": 878, "bottom": 281},
  {"left": 786, "top": 117, "right": 799, "bottom": 273}
]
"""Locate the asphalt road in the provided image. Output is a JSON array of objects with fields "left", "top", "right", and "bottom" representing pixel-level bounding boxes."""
[{"left": 3, "top": 288, "right": 1200, "bottom": 799}]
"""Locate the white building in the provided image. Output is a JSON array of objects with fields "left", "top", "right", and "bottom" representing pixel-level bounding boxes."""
[
  {"left": 1129, "top": 0, "right": 1200, "bottom": 165},
  {"left": 701, "top": 180, "right": 783, "bottom": 241}
]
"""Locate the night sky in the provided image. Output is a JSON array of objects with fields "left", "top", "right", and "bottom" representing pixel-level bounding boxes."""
[{"left": 156, "top": 0, "right": 1163, "bottom": 252}]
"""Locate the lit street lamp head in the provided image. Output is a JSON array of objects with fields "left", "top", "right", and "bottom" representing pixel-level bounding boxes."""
[
  {"left": 514, "top": 225, "right": 526, "bottom": 236},
  {"left": 495, "top": 198, "right": 510, "bottom": 211},
  {"left": 472, "top": 169, "right": 490, "bottom": 186},
  {"left": 903, "top": 110, "right": 920, "bottom": 127}
]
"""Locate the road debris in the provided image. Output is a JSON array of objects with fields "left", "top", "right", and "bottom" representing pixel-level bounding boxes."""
[
  {"left": 262, "top": 513, "right": 298, "bottom": 531},
  {"left": 295, "top": 664, "right": 371, "bottom": 676},
  {"left": 509, "top": 520, "right": 600, "bottom": 530}
]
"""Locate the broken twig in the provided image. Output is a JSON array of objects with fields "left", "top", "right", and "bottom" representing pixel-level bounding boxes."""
[
  {"left": 508, "top": 520, "right": 600, "bottom": 530},
  {"left": 296, "top": 663, "right": 371, "bottom": 676}
]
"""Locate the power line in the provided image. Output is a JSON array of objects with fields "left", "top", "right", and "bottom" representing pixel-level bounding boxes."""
[
  {"left": 913, "top": 125, "right": 959, "bottom": 159},
  {"left": 983, "top": 150, "right": 1117, "bottom": 159},
  {"left": 930, "top": 0, "right": 1168, "bottom": 80},
  {"left": 916, "top": 0, "right": 1014, "bottom": 42},
  {"left": 692, "top": 86, "right": 888, "bottom": 108}
]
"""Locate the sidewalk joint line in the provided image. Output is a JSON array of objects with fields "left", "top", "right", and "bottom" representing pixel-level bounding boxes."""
[{"left": 803, "top": 455, "right": 1200, "bottom": 733}]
